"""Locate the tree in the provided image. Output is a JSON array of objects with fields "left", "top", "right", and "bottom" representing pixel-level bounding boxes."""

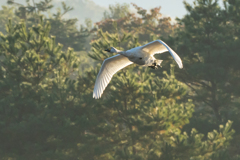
[
  {"left": 103, "top": 3, "right": 130, "bottom": 20},
  {"left": 172, "top": 0, "right": 240, "bottom": 158},
  {"left": 0, "top": 16, "right": 98, "bottom": 160},
  {"left": 0, "top": 1, "right": 238, "bottom": 159},
  {"left": 6, "top": 0, "right": 90, "bottom": 51},
  {"left": 94, "top": 3, "right": 176, "bottom": 43},
  {"left": 0, "top": 5, "right": 19, "bottom": 34}
]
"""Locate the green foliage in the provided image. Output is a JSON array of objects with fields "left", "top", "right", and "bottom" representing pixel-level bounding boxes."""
[
  {"left": 47, "top": 2, "right": 90, "bottom": 51},
  {"left": 0, "top": 17, "right": 94, "bottom": 160},
  {"left": 5, "top": 0, "right": 90, "bottom": 51},
  {"left": 103, "top": 3, "right": 130, "bottom": 20},
  {"left": 89, "top": 29, "right": 136, "bottom": 61},
  {"left": 173, "top": 0, "right": 240, "bottom": 158},
  {"left": 0, "top": 1, "right": 238, "bottom": 159},
  {"left": 160, "top": 120, "right": 235, "bottom": 160},
  {"left": 7, "top": 0, "right": 54, "bottom": 21},
  {"left": 0, "top": 6, "right": 19, "bottom": 34}
]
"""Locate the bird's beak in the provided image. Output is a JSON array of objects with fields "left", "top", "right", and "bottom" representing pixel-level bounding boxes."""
[{"left": 104, "top": 48, "right": 111, "bottom": 52}]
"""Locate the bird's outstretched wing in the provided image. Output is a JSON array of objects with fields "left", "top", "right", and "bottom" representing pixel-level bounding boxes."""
[
  {"left": 141, "top": 40, "right": 183, "bottom": 68},
  {"left": 93, "top": 54, "right": 133, "bottom": 99}
]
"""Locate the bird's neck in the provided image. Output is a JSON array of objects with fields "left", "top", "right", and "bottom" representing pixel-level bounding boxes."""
[
  {"left": 112, "top": 48, "right": 126, "bottom": 55},
  {"left": 117, "top": 51, "right": 126, "bottom": 55},
  {"left": 117, "top": 51, "right": 130, "bottom": 57},
  {"left": 112, "top": 48, "right": 129, "bottom": 57}
]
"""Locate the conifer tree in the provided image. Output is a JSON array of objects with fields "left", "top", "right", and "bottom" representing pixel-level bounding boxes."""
[
  {"left": 6, "top": 0, "right": 90, "bottom": 51},
  {"left": 173, "top": 0, "right": 240, "bottom": 158},
  {"left": 103, "top": 3, "right": 130, "bottom": 20},
  {"left": 0, "top": 5, "right": 19, "bottom": 33},
  {"left": 0, "top": 1, "right": 238, "bottom": 159},
  {"left": 222, "top": 0, "right": 240, "bottom": 156},
  {"left": 0, "top": 17, "right": 96, "bottom": 160}
]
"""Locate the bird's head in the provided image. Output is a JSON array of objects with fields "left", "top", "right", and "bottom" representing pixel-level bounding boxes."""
[{"left": 104, "top": 47, "right": 118, "bottom": 53}]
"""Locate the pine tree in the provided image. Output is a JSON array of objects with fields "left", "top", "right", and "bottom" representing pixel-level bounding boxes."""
[
  {"left": 103, "top": 3, "right": 130, "bottom": 20},
  {"left": 0, "top": 16, "right": 97, "bottom": 160},
  {"left": 6, "top": 0, "right": 90, "bottom": 51},
  {"left": 0, "top": 5, "right": 19, "bottom": 33},
  {"left": 0, "top": 1, "right": 238, "bottom": 159},
  {"left": 173, "top": 0, "right": 240, "bottom": 158}
]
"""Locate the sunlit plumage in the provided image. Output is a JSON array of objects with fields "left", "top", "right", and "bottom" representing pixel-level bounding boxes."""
[{"left": 93, "top": 40, "right": 183, "bottom": 99}]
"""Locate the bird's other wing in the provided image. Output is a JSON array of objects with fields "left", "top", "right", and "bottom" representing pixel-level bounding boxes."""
[
  {"left": 141, "top": 40, "right": 183, "bottom": 68},
  {"left": 93, "top": 54, "right": 133, "bottom": 99}
]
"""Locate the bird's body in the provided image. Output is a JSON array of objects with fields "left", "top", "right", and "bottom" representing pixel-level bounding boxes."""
[
  {"left": 93, "top": 40, "right": 183, "bottom": 99},
  {"left": 125, "top": 46, "right": 154, "bottom": 66}
]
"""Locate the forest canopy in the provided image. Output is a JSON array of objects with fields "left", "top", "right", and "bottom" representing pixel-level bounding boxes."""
[{"left": 0, "top": 0, "right": 239, "bottom": 159}]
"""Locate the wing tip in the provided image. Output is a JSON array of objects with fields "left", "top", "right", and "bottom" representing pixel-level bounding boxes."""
[
  {"left": 93, "top": 92, "right": 101, "bottom": 99},
  {"left": 179, "top": 63, "right": 183, "bottom": 69}
]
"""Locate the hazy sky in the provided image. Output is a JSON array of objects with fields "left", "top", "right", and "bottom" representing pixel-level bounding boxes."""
[
  {"left": 91, "top": 0, "right": 196, "bottom": 18},
  {"left": 0, "top": 0, "right": 197, "bottom": 18},
  {"left": 0, "top": 0, "right": 225, "bottom": 24}
]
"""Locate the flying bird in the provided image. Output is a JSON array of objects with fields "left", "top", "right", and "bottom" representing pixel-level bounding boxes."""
[{"left": 93, "top": 40, "right": 183, "bottom": 99}]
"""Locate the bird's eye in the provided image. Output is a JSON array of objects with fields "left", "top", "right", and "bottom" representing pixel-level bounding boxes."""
[{"left": 139, "top": 57, "right": 142, "bottom": 60}]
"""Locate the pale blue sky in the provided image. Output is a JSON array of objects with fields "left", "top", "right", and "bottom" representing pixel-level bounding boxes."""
[
  {"left": 0, "top": 0, "right": 225, "bottom": 24},
  {"left": 91, "top": 0, "right": 195, "bottom": 18},
  {"left": 0, "top": 0, "right": 201, "bottom": 18},
  {"left": 91, "top": 0, "right": 224, "bottom": 19}
]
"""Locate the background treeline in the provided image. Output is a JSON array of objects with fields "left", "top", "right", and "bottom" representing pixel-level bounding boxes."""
[{"left": 0, "top": 0, "right": 239, "bottom": 159}]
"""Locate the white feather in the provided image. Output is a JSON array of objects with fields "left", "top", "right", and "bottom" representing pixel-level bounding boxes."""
[{"left": 93, "top": 54, "right": 133, "bottom": 99}]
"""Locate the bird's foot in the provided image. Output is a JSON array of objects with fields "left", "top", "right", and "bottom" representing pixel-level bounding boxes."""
[
  {"left": 148, "top": 60, "right": 162, "bottom": 69},
  {"left": 155, "top": 60, "right": 163, "bottom": 66},
  {"left": 148, "top": 64, "right": 161, "bottom": 69},
  {"left": 148, "top": 65, "right": 157, "bottom": 69}
]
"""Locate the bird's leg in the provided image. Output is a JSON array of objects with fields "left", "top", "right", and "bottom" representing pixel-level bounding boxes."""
[
  {"left": 155, "top": 59, "right": 163, "bottom": 68},
  {"left": 148, "top": 60, "right": 163, "bottom": 69},
  {"left": 155, "top": 59, "right": 162, "bottom": 66},
  {"left": 148, "top": 62, "right": 158, "bottom": 69},
  {"left": 148, "top": 65, "right": 156, "bottom": 69}
]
